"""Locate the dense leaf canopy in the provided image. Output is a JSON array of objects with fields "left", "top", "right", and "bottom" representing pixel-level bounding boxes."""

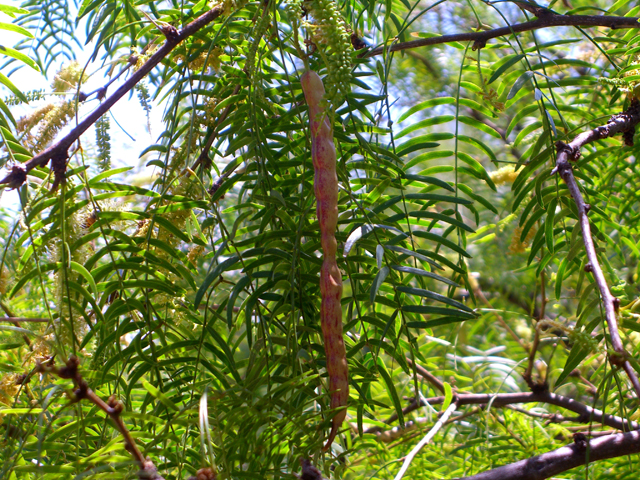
[{"left": 2, "top": 1, "right": 640, "bottom": 479}]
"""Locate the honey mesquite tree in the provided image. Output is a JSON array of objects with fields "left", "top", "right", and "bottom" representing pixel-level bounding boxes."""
[{"left": 2, "top": 1, "right": 640, "bottom": 479}]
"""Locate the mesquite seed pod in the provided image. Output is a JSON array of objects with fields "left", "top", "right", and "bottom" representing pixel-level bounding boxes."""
[{"left": 301, "top": 70, "right": 348, "bottom": 451}]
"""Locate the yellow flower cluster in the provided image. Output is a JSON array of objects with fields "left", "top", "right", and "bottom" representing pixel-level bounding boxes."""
[
  {"left": 0, "top": 374, "right": 21, "bottom": 405},
  {"left": 24, "top": 336, "right": 52, "bottom": 366},
  {"left": 220, "top": 0, "right": 248, "bottom": 16},
  {"left": 177, "top": 45, "right": 224, "bottom": 73},
  {"left": 52, "top": 61, "right": 88, "bottom": 92},
  {"left": 187, "top": 245, "right": 205, "bottom": 267},
  {"left": 489, "top": 165, "right": 518, "bottom": 186},
  {"left": 130, "top": 46, "right": 159, "bottom": 71},
  {"left": 508, "top": 224, "right": 536, "bottom": 254},
  {"left": 17, "top": 100, "right": 77, "bottom": 151}
]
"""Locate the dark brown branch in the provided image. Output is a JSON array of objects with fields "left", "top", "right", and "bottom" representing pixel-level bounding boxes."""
[
  {"left": 365, "top": 14, "right": 640, "bottom": 57},
  {"left": 0, "top": 5, "right": 226, "bottom": 189},
  {"left": 366, "top": 391, "right": 638, "bottom": 433},
  {"left": 37, "top": 356, "right": 165, "bottom": 480},
  {"left": 457, "top": 430, "right": 640, "bottom": 480},
  {"left": 553, "top": 99, "right": 640, "bottom": 398}
]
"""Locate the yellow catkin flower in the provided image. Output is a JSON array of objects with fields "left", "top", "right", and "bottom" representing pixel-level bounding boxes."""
[
  {"left": 17, "top": 100, "right": 77, "bottom": 151},
  {"left": 16, "top": 104, "right": 55, "bottom": 149},
  {"left": 509, "top": 225, "right": 537, "bottom": 254},
  {"left": 221, "top": 0, "right": 247, "bottom": 16},
  {"left": 187, "top": 245, "right": 205, "bottom": 267},
  {"left": 0, "top": 374, "right": 22, "bottom": 405},
  {"left": 23, "top": 336, "right": 52, "bottom": 366},
  {"left": 52, "top": 61, "right": 88, "bottom": 92},
  {"left": 131, "top": 46, "right": 159, "bottom": 71},
  {"left": 38, "top": 100, "right": 76, "bottom": 147},
  {"left": 490, "top": 165, "right": 519, "bottom": 186},
  {"left": 0, "top": 267, "right": 7, "bottom": 295},
  {"left": 134, "top": 219, "right": 151, "bottom": 238}
]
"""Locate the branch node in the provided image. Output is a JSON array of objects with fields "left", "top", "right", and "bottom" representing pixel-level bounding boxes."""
[
  {"left": 584, "top": 203, "right": 591, "bottom": 214},
  {"left": 15, "top": 373, "right": 29, "bottom": 385},
  {"left": 138, "top": 457, "right": 165, "bottom": 480},
  {"left": 57, "top": 355, "right": 80, "bottom": 379},
  {"left": 472, "top": 39, "right": 486, "bottom": 51},
  {"left": 613, "top": 297, "right": 621, "bottom": 311},
  {"left": 96, "top": 87, "right": 108, "bottom": 101},
  {"left": 108, "top": 395, "right": 125, "bottom": 415},
  {"left": 573, "top": 432, "right": 588, "bottom": 451},
  {"left": 73, "top": 381, "right": 88, "bottom": 400},
  {"left": 609, "top": 351, "right": 626, "bottom": 368},
  {"left": 584, "top": 263, "right": 593, "bottom": 273},
  {"left": 1, "top": 164, "right": 27, "bottom": 189},
  {"left": 529, "top": 380, "right": 549, "bottom": 395},
  {"left": 623, "top": 128, "right": 635, "bottom": 146},
  {"left": 555, "top": 140, "right": 580, "bottom": 161},
  {"left": 299, "top": 459, "right": 323, "bottom": 480},
  {"left": 160, "top": 24, "right": 180, "bottom": 42},
  {"left": 50, "top": 149, "right": 70, "bottom": 191}
]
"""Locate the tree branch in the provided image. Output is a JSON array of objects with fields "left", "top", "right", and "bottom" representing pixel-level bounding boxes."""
[
  {"left": 0, "top": 5, "right": 226, "bottom": 189},
  {"left": 457, "top": 430, "right": 640, "bottom": 480},
  {"left": 37, "top": 356, "right": 165, "bottom": 480},
  {"left": 553, "top": 99, "right": 640, "bottom": 398},
  {"left": 366, "top": 391, "right": 638, "bottom": 433},
  {"left": 365, "top": 14, "right": 640, "bottom": 57}
]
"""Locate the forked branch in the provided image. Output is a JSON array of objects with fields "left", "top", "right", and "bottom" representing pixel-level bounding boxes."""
[
  {"left": 0, "top": 4, "right": 227, "bottom": 190},
  {"left": 553, "top": 99, "right": 640, "bottom": 398},
  {"left": 37, "top": 356, "right": 165, "bottom": 480}
]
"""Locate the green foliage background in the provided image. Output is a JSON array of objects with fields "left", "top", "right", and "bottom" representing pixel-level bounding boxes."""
[{"left": 1, "top": 0, "right": 640, "bottom": 478}]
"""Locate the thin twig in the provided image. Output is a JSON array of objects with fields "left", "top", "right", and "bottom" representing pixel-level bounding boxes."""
[
  {"left": 0, "top": 317, "right": 49, "bottom": 323},
  {"left": 506, "top": 404, "right": 581, "bottom": 424},
  {"left": 553, "top": 99, "right": 640, "bottom": 398},
  {"left": 0, "top": 301, "right": 33, "bottom": 347},
  {"left": 406, "top": 357, "right": 445, "bottom": 394},
  {"left": 522, "top": 322, "right": 542, "bottom": 387},
  {"left": 365, "top": 14, "right": 640, "bottom": 57},
  {"left": 470, "top": 281, "right": 529, "bottom": 352},
  {"left": 366, "top": 391, "right": 638, "bottom": 433},
  {"left": 0, "top": 4, "right": 227, "bottom": 189},
  {"left": 189, "top": 84, "right": 242, "bottom": 173},
  {"left": 393, "top": 402, "right": 458, "bottom": 480}
]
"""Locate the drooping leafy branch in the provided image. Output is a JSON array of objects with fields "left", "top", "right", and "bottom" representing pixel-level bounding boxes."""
[{"left": 0, "top": 3, "right": 228, "bottom": 189}]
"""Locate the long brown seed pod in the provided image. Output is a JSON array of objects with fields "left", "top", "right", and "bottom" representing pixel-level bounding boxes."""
[{"left": 301, "top": 70, "right": 348, "bottom": 451}]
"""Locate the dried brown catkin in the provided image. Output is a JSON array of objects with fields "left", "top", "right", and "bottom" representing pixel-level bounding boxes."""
[{"left": 301, "top": 70, "right": 348, "bottom": 451}]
